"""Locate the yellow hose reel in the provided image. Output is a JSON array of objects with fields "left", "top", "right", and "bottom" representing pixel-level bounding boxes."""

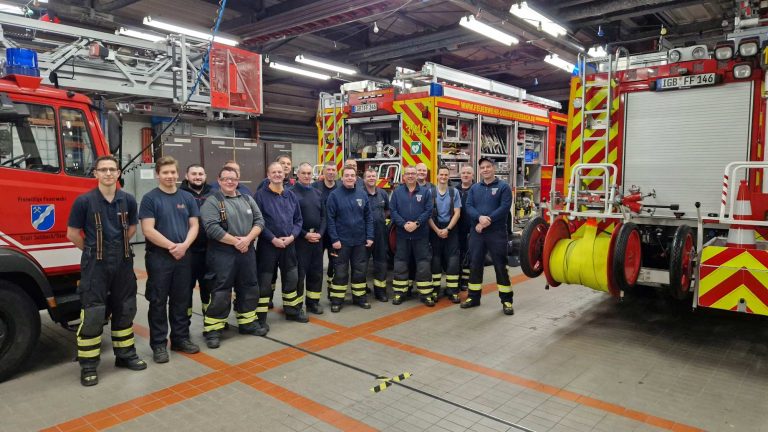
[{"left": 539, "top": 217, "right": 642, "bottom": 296}]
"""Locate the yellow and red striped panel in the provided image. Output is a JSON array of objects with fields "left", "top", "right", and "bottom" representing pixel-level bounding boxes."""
[
  {"left": 564, "top": 77, "right": 620, "bottom": 192},
  {"left": 394, "top": 99, "right": 435, "bottom": 172},
  {"left": 319, "top": 108, "right": 345, "bottom": 172},
  {"left": 698, "top": 246, "right": 768, "bottom": 315}
]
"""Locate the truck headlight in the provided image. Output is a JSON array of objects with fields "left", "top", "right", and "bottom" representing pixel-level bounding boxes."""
[
  {"left": 734, "top": 63, "right": 752, "bottom": 79},
  {"left": 668, "top": 49, "right": 681, "bottom": 63},
  {"left": 714, "top": 41, "right": 735, "bottom": 60},
  {"left": 739, "top": 38, "right": 759, "bottom": 57}
]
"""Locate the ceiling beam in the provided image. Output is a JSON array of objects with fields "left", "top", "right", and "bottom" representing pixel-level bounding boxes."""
[
  {"left": 559, "top": 0, "right": 681, "bottom": 22},
  {"left": 95, "top": 0, "right": 140, "bottom": 12},
  {"left": 573, "top": 0, "right": 716, "bottom": 25}
]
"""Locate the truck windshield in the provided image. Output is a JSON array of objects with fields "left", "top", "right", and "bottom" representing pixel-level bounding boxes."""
[{"left": 0, "top": 103, "right": 59, "bottom": 173}]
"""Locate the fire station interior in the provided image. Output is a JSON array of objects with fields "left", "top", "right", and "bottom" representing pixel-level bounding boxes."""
[{"left": 2, "top": 1, "right": 768, "bottom": 432}]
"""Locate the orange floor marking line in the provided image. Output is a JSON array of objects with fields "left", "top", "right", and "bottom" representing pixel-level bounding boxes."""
[
  {"left": 241, "top": 375, "right": 378, "bottom": 432},
  {"left": 365, "top": 334, "right": 705, "bottom": 432}
]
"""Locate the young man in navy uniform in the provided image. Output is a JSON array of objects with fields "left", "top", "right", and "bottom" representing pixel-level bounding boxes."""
[
  {"left": 180, "top": 164, "right": 212, "bottom": 314},
  {"left": 326, "top": 166, "right": 374, "bottom": 312},
  {"left": 463, "top": 157, "right": 514, "bottom": 315},
  {"left": 389, "top": 165, "right": 434, "bottom": 306},
  {"left": 139, "top": 156, "right": 200, "bottom": 363},
  {"left": 67, "top": 155, "right": 147, "bottom": 386}
]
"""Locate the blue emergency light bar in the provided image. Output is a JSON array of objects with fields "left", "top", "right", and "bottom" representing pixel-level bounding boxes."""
[{"left": 5, "top": 48, "right": 40, "bottom": 77}]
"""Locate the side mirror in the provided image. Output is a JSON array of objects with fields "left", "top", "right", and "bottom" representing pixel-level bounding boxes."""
[{"left": 106, "top": 111, "right": 122, "bottom": 155}]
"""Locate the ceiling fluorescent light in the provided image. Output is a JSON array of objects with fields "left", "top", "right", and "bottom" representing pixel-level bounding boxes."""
[
  {"left": 0, "top": 3, "right": 25, "bottom": 15},
  {"left": 587, "top": 46, "right": 607, "bottom": 58},
  {"left": 544, "top": 54, "right": 575, "bottom": 73},
  {"left": 117, "top": 27, "right": 166, "bottom": 43},
  {"left": 143, "top": 16, "right": 239, "bottom": 46},
  {"left": 510, "top": 2, "right": 567, "bottom": 38},
  {"left": 295, "top": 54, "right": 356, "bottom": 75},
  {"left": 459, "top": 15, "right": 519, "bottom": 46},
  {"left": 269, "top": 62, "right": 330, "bottom": 80}
]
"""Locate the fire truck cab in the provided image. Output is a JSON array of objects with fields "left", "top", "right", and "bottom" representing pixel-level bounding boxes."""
[{"left": 0, "top": 53, "right": 117, "bottom": 381}]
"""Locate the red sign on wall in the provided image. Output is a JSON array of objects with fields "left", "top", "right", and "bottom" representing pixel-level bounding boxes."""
[{"left": 209, "top": 43, "right": 262, "bottom": 114}]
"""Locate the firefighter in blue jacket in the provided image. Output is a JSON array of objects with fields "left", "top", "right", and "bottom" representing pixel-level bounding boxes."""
[
  {"left": 389, "top": 165, "right": 434, "bottom": 306},
  {"left": 363, "top": 168, "right": 390, "bottom": 302},
  {"left": 326, "top": 166, "right": 374, "bottom": 312},
  {"left": 254, "top": 162, "right": 307, "bottom": 327},
  {"left": 463, "top": 157, "right": 514, "bottom": 315}
]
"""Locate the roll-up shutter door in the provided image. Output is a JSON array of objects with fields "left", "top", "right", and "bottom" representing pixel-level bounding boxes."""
[{"left": 622, "top": 81, "right": 753, "bottom": 217}]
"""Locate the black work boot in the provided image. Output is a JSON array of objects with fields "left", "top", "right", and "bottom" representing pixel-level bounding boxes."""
[
  {"left": 460, "top": 297, "right": 481, "bottom": 309},
  {"left": 306, "top": 302, "right": 324, "bottom": 314},
  {"left": 80, "top": 367, "right": 98, "bottom": 387},
  {"left": 205, "top": 331, "right": 221, "bottom": 349},
  {"left": 286, "top": 309, "right": 310, "bottom": 323},
  {"left": 354, "top": 298, "right": 371, "bottom": 309},
  {"left": 374, "top": 288, "right": 388, "bottom": 302},
  {"left": 151, "top": 346, "right": 169, "bottom": 364},
  {"left": 330, "top": 303, "right": 342, "bottom": 313},
  {"left": 115, "top": 355, "right": 148, "bottom": 370},
  {"left": 239, "top": 321, "right": 268, "bottom": 336},
  {"left": 171, "top": 339, "right": 200, "bottom": 354}
]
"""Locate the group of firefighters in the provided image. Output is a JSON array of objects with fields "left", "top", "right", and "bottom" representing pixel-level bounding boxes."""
[{"left": 65, "top": 153, "right": 515, "bottom": 387}]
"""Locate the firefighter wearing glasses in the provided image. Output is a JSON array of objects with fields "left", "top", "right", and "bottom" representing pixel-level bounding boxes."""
[
  {"left": 200, "top": 166, "right": 266, "bottom": 348},
  {"left": 463, "top": 157, "right": 514, "bottom": 315},
  {"left": 67, "top": 155, "right": 147, "bottom": 387}
]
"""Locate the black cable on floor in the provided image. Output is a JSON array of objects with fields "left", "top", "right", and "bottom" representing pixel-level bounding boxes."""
[{"left": 183, "top": 302, "right": 534, "bottom": 431}]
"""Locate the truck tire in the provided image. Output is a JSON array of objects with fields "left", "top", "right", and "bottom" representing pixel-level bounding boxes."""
[
  {"left": 612, "top": 223, "right": 642, "bottom": 294},
  {"left": 0, "top": 281, "right": 41, "bottom": 382},
  {"left": 520, "top": 216, "right": 547, "bottom": 278},
  {"left": 669, "top": 225, "right": 695, "bottom": 301}
]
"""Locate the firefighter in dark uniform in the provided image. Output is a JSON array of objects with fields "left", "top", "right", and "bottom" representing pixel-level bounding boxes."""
[
  {"left": 312, "top": 161, "right": 340, "bottom": 295},
  {"left": 179, "top": 164, "right": 211, "bottom": 314},
  {"left": 363, "top": 168, "right": 390, "bottom": 302},
  {"left": 257, "top": 155, "right": 296, "bottom": 309},
  {"left": 66, "top": 155, "right": 146, "bottom": 386},
  {"left": 139, "top": 157, "right": 200, "bottom": 363},
  {"left": 254, "top": 162, "right": 307, "bottom": 326},
  {"left": 389, "top": 165, "right": 434, "bottom": 306},
  {"left": 428, "top": 166, "right": 462, "bottom": 304},
  {"left": 463, "top": 157, "right": 514, "bottom": 315},
  {"left": 291, "top": 162, "right": 326, "bottom": 314},
  {"left": 458, "top": 165, "right": 475, "bottom": 291},
  {"left": 326, "top": 166, "right": 374, "bottom": 312},
  {"left": 200, "top": 166, "right": 266, "bottom": 348}
]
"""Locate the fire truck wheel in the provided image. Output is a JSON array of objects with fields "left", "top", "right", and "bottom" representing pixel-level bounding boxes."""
[
  {"left": 520, "top": 216, "right": 548, "bottom": 278},
  {"left": 0, "top": 281, "right": 40, "bottom": 382},
  {"left": 669, "top": 225, "right": 696, "bottom": 301},
  {"left": 612, "top": 223, "right": 642, "bottom": 294}
]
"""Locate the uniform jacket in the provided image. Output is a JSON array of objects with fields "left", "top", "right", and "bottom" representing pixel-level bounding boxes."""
[
  {"left": 465, "top": 178, "right": 512, "bottom": 233},
  {"left": 389, "top": 183, "right": 433, "bottom": 239},
  {"left": 326, "top": 184, "right": 373, "bottom": 246}
]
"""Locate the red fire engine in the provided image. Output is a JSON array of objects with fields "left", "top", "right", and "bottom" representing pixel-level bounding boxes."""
[{"left": 520, "top": 27, "right": 768, "bottom": 314}]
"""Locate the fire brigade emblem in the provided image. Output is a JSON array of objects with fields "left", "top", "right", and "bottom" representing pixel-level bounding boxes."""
[
  {"left": 31, "top": 204, "right": 55, "bottom": 232},
  {"left": 356, "top": 198, "right": 363, "bottom": 207},
  {"left": 491, "top": 188, "right": 498, "bottom": 196},
  {"left": 416, "top": 194, "right": 422, "bottom": 202}
]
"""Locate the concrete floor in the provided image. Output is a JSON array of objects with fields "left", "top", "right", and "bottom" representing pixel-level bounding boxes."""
[{"left": 3, "top": 244, "right": 768, "bottom": 432}]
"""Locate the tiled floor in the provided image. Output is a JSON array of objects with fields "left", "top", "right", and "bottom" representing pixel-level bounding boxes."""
[{"left": 3, "top": 244, "right": 768, "bottom": 432}]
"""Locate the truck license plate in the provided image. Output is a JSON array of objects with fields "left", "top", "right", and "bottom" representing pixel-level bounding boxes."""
[
  {"left": 656, "top": 73, "right": 716, "bottom": 91},
  {"left": 352, "top": 103, "right": 377, "bottom": 113}
]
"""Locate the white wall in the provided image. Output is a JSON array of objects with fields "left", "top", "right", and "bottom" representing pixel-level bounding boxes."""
[{"left": 291, "top": 143, "right": 318, "bottom": 167}]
